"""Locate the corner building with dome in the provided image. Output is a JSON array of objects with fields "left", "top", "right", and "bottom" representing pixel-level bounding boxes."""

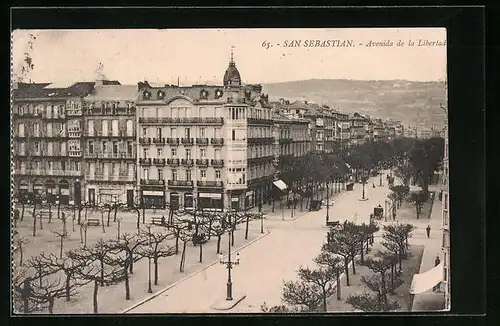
[{"left": 136, "top": 56, "right": 275, "bottom": 210}]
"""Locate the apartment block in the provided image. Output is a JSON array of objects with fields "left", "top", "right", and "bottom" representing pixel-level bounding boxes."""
[
  {"left": 12, "top": 81, "right": 96, "bottom": 204},
  {"left": 82, "top": 82, "right": 138, "bottom": 206}
]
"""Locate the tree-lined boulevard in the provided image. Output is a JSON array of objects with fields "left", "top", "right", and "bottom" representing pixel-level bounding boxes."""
[{"left": 12, "top": 136, "right": 445, "bottom": 313}]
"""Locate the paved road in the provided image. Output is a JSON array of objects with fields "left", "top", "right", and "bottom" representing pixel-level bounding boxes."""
[{"left": 126, "top": 172, "right": 393, "bottom": 313}]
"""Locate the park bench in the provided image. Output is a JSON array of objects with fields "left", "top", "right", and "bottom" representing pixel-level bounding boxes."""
[
  {"left": 104, "top": 268, "right": 127, "bottom": 286},
  {"left": 86, "top": 218, "right": 100, "bottom": 226},
  {"left": 192, "top": 233, "right": 208, "bottom": 245},
  {"left": 151, "top": 217, "right": 165, "bottom": 226}
]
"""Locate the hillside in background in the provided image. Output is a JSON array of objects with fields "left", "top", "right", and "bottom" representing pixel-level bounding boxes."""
[{"left": 262, "top": 79, "right": 447, "bottom": 125}]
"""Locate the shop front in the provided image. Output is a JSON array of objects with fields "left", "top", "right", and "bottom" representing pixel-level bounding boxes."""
[
  {"left": 184, "top": 193, "right": 194, "bottom": 209},
  {"left": 245, "top": 190, "right": 254, "bottom": 209},
  {"left": 169, "top": 192, "right": 180, "bottom": 210},
  {"left": 142, "top": 189, "right": 166, "bottom": 209},
  {"left": 45, "top": 180, "right": 57, "bottom": 204},
  {"left": 99, "top": 188, "right": 123, "bottom": 205},
  {"left": 18, "top": 180, "right": 29, "bottom": 202},
  {"left": 59, "top": 180, "right": 70, "bottom": 205},
  {"left": 198, "top": 192, "right": 223, "bottom": 211},
  {"left": 33, "top": 179, "right": 44, "bottom": 204}
]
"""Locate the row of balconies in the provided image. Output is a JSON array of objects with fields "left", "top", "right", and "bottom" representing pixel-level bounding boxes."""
[
  {"left": 278, "top": 138, "right": 293, "bottom": 145},
  {"left": 84, "top": 152, "right": 135, "bottom": 159},
  {"left": 139, "top": 137, "right": 224, "bottom": 146},
  {"left": 85, "top": 174, "right": 135, "bottom": 182},
  {"left": 247, "top": 118, "right": 274, "bottom": 125},
  {"left": 83, "top": 131, "right": 134, "bottom": 138},
  {"left": 138, "top": 117, "right": 224, "bottom": 125},
  {"left": 14, "top": 169, "right": 83, "bottom": 176},
  {"left": 247, "top": 137, "right": 274, "bottom": 145},
  {"left": 139, "top": 179, "right": 223, "bottom": 189},
  {"left": 139, "top": 158, "right": 224, "bottom": 167},
  {"left": 85, "top": 109, "right": 135, "bottom": 116},
  {"left": 247, "top": 155, "right": 275, "bottom": 165}
]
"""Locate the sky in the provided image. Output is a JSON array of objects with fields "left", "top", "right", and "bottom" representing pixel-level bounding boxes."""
[{"left": 11, "top": 28, "right": 447, "bottom": 85}]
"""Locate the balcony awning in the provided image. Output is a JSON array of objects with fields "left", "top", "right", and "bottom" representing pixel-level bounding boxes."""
[
  {"left": 273, "top": 180, "right": 288, "bottom": 191},
  {"left": 410, "top": 263, "right": 444, "bottom": 294}
]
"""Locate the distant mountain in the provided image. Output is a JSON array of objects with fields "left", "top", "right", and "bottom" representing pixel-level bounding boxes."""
[{"left": 262, "top": 79, "right": 447, "bottom": 125}]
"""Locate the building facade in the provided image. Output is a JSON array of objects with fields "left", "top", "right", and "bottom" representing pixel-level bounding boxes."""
[
  {"left": 82, "top": 82, "right": 137, "bottom": 206},
  {"left": 442, "top": 109, "right": 450, "bottom": 310},
  {"left": 136, "top": 56, "right": 274, "bottom": 211},
  {"left": 12, "top": 82, "right": 94, "bottom": 205}
]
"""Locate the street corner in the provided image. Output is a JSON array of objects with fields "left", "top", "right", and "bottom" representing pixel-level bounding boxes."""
[{"left": 211, "top": 293, "right": 247, "bottom": 311}]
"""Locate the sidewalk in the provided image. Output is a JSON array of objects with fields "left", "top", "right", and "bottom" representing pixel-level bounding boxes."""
[{"left": 411, "top": 193, "right": 445, "bottom": 311}]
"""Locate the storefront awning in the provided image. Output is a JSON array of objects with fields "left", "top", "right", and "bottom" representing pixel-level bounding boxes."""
[
  {"left": 273, "top": 180, "right": 287, "bottom": 191},
  {"left": 410, "top": 263, "right": 444, "bottom": 294}
]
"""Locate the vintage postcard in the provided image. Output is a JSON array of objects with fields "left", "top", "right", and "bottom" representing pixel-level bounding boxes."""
[{"left": 11, "top": 27, "right": 448, "bottom": 314}]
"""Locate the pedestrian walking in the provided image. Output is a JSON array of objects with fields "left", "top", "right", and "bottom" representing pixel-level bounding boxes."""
[
  {"left": 161, "top": 215, "right": 166, "bottom": 226},
  {"left": 426, "top": 225, "right": 431, "bottom": 238},
  {"left": 433, "top": 256, "right": 441, "bottom": 292}
]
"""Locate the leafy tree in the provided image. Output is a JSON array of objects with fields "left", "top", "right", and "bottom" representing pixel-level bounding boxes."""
[
  {"left": 409, "top": 137, "right": 444, "bottom": 195},
  {"left": 260, "top": 302, "right": 305, "bottom": 313},
  {"left": 409, "top": 191, "right": 428, "bottom": 219},
  {"left": 281, "top": 279, "right": 322, "bottom": 312},
  {"left": 346, "top": 291, "right": 400, "bottom": 312},
  {"left": 314, "top": 251, "right": 344, "bottom": 300},
  {"left": 297, "top": 266, "right": 336, "bottom": 312},
  {"left": 390, "top": 185, "right": 410, "bottom": 208},
  {"left": 322, "top": 233, "right": 353, "bottom": 286}
]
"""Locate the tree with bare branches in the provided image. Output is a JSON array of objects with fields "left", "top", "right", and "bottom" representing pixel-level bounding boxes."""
[
  {"left": 38, "top": 252, "right": 92, "bottom": 302},
  {"left": 104, "top": 246, "right": 133, "bottom": 300},
  {"left": 79, "top": 221, "right": 89, "bottom": 248},
  {"left": 109, "top": 233, "right": 147, "bottom": 274},
  {"left": 70, "top": 245, "right": 120, "bottom": 313},
  {"left": 137, "top": 229, "right": 176, "bottom": 284},
  {"left": 14, "top": 235, "right": 29, "bottom": 266},
  {"left": 207, "top": 213, "right": 230, "bottom": 254},
  {"left": 51, "top": 229, "right": 69, "bottom": 258}
]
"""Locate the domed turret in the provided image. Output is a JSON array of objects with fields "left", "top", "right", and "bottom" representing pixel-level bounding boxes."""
[{"left": 223, "top": 48, "right": 241, "bottom": 87}]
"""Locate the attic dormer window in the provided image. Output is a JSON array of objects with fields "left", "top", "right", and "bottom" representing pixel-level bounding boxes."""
[
  {"left": 143, "top": 91, "right": 151, "bottom": 100},
  {"left": 157, "top": 90, "right": 164, "bottom": 99},
  {"left": 215, "top": 89, "right": 223, "bottom": 99},
  {"left": 200, "top": 89, "right": 208, "bottom": 99}
]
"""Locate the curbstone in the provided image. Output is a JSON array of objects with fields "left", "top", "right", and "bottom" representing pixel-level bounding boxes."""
[{"left": 122, "top": 230, "right": 271, "bottom": 313}]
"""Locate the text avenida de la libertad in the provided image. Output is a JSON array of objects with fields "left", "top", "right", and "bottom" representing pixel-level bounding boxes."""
[{"left": 281, "top": 39, "right": 446, "bottom": 47}]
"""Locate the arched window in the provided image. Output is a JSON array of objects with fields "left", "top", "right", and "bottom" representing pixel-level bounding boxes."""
[{"left": 143, "top": 91, "right": 151, "bottom": 100}]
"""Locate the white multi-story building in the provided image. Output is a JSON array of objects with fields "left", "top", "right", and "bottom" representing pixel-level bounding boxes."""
[
  {"left": 82, "top": 81, "right": 137, "bottom": 206},
  {"left": 136, "top": 54, "right": 274, "bottom": 210}
]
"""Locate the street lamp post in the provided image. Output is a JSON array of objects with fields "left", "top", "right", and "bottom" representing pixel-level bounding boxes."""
[
  {"left": 259, "top": 200, "right": 264, "bottom": 234},
  {"left": 379, "top": 169, "right": 383, "bottom": 186},
  {"left": 325, "top": 182, "right": 330, "bottom": 225},
  {"left": 219, "top": 211, "right": 240, "bottom": 301}
]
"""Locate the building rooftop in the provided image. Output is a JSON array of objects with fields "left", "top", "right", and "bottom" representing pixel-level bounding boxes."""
[{"left": 86, "top": 85, "right": 138, "bottom": 101}]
